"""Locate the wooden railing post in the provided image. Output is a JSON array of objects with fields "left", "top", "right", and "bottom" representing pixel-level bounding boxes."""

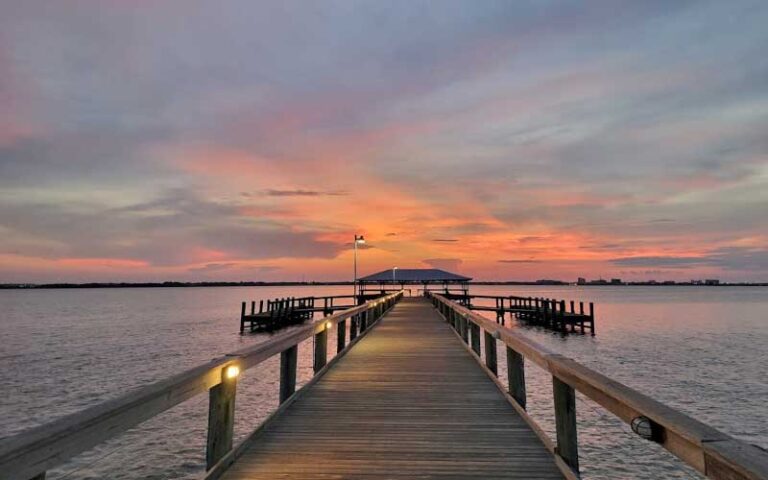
[
  {"left": 484, "top": 331, "right": 497, "bottom": 375},
  {"left": 279, "top": 345, "right": 297, "bottom": 404},
  {"left": 314, "top": 326, "right": 328, "bottom": 373},
  {"left": 337, "top": 319, "right": 346, "bottom": 353},
  {"left": 350, "top": 314, "right": 358, "bottom": 341},
  {"left": 506, "top": 347, "right": 527, "bottom": 409},
  {"left": 470, "top": 322, "right": 481, "bottom": 355},
  {"left": 206, "top": 366, "right": 238, "bottom": 470},
  {"left": 239, "top": 301, "right": 246, "bottom": 334},
  {"left": 553, "top": 377, "right": 579, "bottom": 473}
]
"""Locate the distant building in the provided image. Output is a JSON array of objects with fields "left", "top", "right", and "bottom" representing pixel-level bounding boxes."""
[
  {"left": 610, "top": 278, "right": 622, "bottom": 285},
  {"left": 662, "top": 280, "right": 676, "bottom": 285},
  {"left": 577, "top": 277, "right": 586, "bottom": 285},
  {"left": 535, "top": 279, "right": 567, "bottom": 285},
  {"left": 704, "top": 279, "right": 720, "bottom": 285}
]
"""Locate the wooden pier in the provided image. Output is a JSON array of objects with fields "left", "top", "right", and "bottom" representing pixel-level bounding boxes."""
[
  {"left": 240, "top": 294, "right": 386, "bottom": 333},
  {"left": 220, "top": 297, "right": 563, "bottom": 479},
  {"left": 445, "top": 293, "right": 596, "bottom": 335},
  {"left": 2, "top": 292, "right": 767, "bottom": 480}
]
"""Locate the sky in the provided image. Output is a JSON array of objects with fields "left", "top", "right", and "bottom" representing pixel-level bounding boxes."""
[{"left": 1, "top": 1, "right": 767, "bottom": 283}]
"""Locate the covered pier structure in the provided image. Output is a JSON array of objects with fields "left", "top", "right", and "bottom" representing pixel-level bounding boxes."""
[{"left": 356, "top": 267, "right": 471, "bottom": 301}]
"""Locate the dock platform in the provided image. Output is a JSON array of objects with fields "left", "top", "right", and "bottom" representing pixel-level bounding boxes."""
[{"left": 221, "top": 297, "right": 563, "bottom": 479}]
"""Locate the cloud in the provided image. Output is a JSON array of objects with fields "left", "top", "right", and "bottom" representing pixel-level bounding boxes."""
[
  {"left": 261, "top": 189, "right": 349, "bottom": 197},
  {"left": 498, "top": 259, "right": 541, "bottom": 264},
  {"left": 610, "top": 256, "right": 708, "bottom": 268},
  {"left": 423, "top": 258, "right": 463, "bottom": 271},
  {"left": 0, "top": 188, "right": 343, "bottom": 266},
  {"left": 187, "top": 263, "right": 280, "bottom": 273},
  {"left": 187, "top": 263, "right": 236, "bottom": 273},
  {"left": 1, "top": 1, "right": 768, "bottom": 281},
  {"left": 610, "top": 248, "right": 768, "bottom": 271}
]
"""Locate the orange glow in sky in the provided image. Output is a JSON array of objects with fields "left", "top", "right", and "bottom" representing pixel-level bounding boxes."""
[{"left": 1, "top": 2, "right": 767, "bottom": 283}]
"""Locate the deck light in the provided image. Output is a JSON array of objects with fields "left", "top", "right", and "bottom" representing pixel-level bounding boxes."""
[
  {"left": 326, "top": 321, "right": 332, "bottom": 329},
  {"left": 225, "top": 365, "right": 240, "bottom": 380},
  {"left": 631, "top": 416, "right": 661, "bottom": 441}
]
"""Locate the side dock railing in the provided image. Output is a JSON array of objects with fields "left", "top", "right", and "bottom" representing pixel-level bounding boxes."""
[
  {"left": 444, "top": 292, "right": 596, "bottom": 334},
  {"left": 239, "top": 293, "right": 387, "bottom": 333},
  {"left": 0, "top": 291, "right": 404, "bottom": 480},
  {"left": 428, "top": 292, "right": 768, "bottom": 480}
]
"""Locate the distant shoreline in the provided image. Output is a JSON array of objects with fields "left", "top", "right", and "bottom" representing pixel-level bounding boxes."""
[{"left": 1, "top": 281, "right": 766, "bottom": 289}]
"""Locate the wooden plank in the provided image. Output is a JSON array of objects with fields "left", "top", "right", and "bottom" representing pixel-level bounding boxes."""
[
  {"left": 350, "top": 314, "right": 358, "bottom": 341},
  {"left": 484, "top": 330, "right": 498, "bottom": 375},
  {"left": 279, "top": 345, "right": 297, "bottom": 404},
  {"left": 337, "top": 319, "right": 346, "bottom": 353},
  {"left": 553, "top": 376, "right": 579, "bottom": 473},
  {"left": 704, "top": 439, "right": 768, "bottom": 480},
  {"left": 313, "top": 327, "right": 328, "bottom": 373},
  {"left": 507, "top": 346, "right": 527, "bottom": 410},
  {"left": 470, "top": 321, "right": 481, "bottom": 355},
  {"left": 217, "top": 298, "right": 563, "bottom": 480},
  {"left": 206, "top": 371, "right": 237, "bottom": 469}
]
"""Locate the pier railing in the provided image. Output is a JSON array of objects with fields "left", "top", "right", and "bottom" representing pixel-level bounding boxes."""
[
  {"left": 428, "top": 292, "right": 768, "bottom": 480},
  {"left": 0, "top": 291, "right": 404, "bottom": 480}
]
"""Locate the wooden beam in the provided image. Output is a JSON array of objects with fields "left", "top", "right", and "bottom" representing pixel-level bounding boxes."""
[
  {"left": 553, "top": 376, "right": 579, "bottom": 474},
  {"left": 279, "top": 345, "right": 297, "bottom": 404},
  {"left": 350, "top": 314, "right": 358, "bottom": 341},
  {"left": 337, "top": 319, "right": 346, "bottom": 353},
  {"left": 507, "top": 346, "right": 527, "bottom": 410},
  {"left": 484, "top": 331, "right": 497, "bottom": 375},
  {"left": 314, "top": 327, "right": 328, "bottom": 373},
  {"left": 470, "top": 322, "right": 481, "bottom": 356},
  {"left": 206, "top": 368, "right": 237, "bottom": 470}
]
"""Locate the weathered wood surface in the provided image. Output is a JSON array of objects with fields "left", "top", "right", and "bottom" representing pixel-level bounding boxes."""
[
  {"left": 206, "top": 372, "right": 237, "bottom": 469},
  {"left": 219, "top": 297, "right": 563, "bottom": 479}
]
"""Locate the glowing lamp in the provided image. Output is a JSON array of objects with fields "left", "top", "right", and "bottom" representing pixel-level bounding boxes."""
[
  {"left": 326, "top": 321, "right": 332, "bottom": 329},
  {"left": 225, "top": 365, "right": 240, "bottom": 380}
]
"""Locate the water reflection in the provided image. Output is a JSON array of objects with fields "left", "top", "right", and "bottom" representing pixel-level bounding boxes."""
[{"left": 0, "top": 285, "right": 765, "bottom": 479}]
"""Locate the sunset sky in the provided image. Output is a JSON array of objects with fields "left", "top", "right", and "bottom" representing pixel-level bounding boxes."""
[{"left": 1, "top": 1, "right": 767, "bottom": 283}]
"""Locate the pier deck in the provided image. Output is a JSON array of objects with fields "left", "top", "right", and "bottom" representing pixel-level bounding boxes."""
[{"left": 220, "top": 297, "right": 563, "bottom": 479}]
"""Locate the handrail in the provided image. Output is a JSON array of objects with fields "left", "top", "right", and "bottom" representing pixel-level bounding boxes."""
[
  {"left": 428, "top": 292, "right": 768, "bottom": 480},
  {"left": 0, "top": 291, "right": 405, "bottom": 480}
]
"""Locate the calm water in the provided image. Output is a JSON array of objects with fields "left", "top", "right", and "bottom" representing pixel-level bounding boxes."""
[{"left": 0, "top": 286, "right": 766, "bottom": 479}]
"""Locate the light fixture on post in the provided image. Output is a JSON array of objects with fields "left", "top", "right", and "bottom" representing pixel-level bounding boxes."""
[
  {"left": 353, "top": 235, "right": 365, "bottom": 302},
  {"left": 224, "top": 364, "right": 240, "bottom": 380}
]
